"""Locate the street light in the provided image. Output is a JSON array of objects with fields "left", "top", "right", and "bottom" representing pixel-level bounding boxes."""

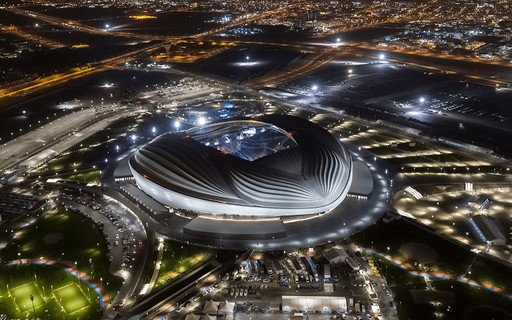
[
  {"left": 30, "top": 294, "right": 37, "bottom": 319},
  {"left": 379, "top": 53, "right": 386, "bottom": 60}
]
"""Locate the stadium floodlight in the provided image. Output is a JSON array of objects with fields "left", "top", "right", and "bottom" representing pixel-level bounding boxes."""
[{"left": 197, "top": 117, "right": 207, "bottom": 125}]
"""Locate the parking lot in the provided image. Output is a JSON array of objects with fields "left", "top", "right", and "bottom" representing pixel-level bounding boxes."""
[{"left": 172, "top": 244, "right": 396, "bottom": 320}]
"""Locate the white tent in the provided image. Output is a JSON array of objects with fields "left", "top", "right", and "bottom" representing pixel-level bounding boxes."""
[
  {"left": 282, "top": 295, "right": 347, "bottom": 313},
  {"left": 185, "top": 314, "right": 201, "bottom": 320},
  {"left": 218, "top": 300, "right": 235, "bottom": 314},
  {"left": 202, "top": 299, "right": 219, "bottom": 315},
  {"left": 200, "top": 315, "right": 217, "bottom": 320}
]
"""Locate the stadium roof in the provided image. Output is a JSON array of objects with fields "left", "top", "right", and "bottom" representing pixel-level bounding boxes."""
[{"left": 130, "top": 115, "right": 352, "bottom": 216}]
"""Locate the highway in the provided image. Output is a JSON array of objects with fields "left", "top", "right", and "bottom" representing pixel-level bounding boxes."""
[
  {"left": 6, "top": 4, "right": 296, "bottom": 42},
  {"left": 245, "top": 48, "right": 339, "bottom": 88},
  {"left": 187, "top": 37, "right": 512, "bottom": 89},
  {"left": 0, "top": 4, "right": 298, "bottom": 105}
]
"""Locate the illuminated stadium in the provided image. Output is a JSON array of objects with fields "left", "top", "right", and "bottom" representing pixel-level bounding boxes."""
[{"left": 129, "top": 115, "right": 353, "bottom": 217}]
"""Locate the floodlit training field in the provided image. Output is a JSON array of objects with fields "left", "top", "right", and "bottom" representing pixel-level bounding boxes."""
[{"left": 53, "top": 283, "right": 91, "bottom": 314}]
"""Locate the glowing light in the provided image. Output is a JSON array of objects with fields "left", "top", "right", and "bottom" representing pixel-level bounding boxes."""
[{"left": 197, "top": 117, "right": 206, "bottom": 125}]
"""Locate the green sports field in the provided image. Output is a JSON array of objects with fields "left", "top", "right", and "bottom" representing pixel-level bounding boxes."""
[
  {"left": 0, "top": 265, "right": 101, "bottom": 319},
  {"left": 54, "top": 283, "right": 91, "bottom": 314},
  {"left": 9, "top": 282, "right": 45, "bottom": 312}
]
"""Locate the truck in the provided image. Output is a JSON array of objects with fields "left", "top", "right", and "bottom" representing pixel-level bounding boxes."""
[
  {"left": 346, "top": 257, "right": 360, "bottom": 271},
  {"left": 354, "top": 302, "right": 360, "bottom": 314},
  {"left": 324, "top": 264, "right": 331, "bottom": 281}
]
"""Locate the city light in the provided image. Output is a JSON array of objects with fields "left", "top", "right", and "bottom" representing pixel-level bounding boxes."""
[{"left": 2, "top": 2, "right": 512, "bottom": 319}]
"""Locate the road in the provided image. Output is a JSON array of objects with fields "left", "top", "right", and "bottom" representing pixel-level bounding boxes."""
[
  {"left": 245, "top": 48, "right": 339, "bottom": 88},
  {"left": 0, "top": 4, "right": 298, "bottom": 105},
  {"left": 0, "top": 106, "right": 136, "bottom": 172},
  {"left": 6, "top": 4, "right": 297, "bottom": 42}
]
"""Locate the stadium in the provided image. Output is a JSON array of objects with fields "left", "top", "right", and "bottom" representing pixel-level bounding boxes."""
[
  {"left": 129, "top": 115, "right": 353, "bottom": 217},
  {"left": 119, "top": 114, "right": 388, "bottom": 248}
]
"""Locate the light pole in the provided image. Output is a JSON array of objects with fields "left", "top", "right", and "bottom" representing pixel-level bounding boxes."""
[{"left": 30, "top": 294, "right": 36, "bottom": 319}]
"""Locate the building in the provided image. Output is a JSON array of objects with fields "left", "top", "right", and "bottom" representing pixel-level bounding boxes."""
[
  {"left": 282, "top": 295, "right": 348, "bottom": 314},
  {"left": 120, "top": 113, "right": 386, "bottom": 248},
  {"left": 346, "top": 257, "right": 360, "bottom": 271},
  {"left": 130, "top": 115, "right": 353, "bottom": 217},
  {"left": 469, "top": 215, "right": 506, "bottom": 246},
  {"left": 324, "top": 246, "right": 349, "bottom": 264}
]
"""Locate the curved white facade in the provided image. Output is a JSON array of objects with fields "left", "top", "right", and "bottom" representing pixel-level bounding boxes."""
[{"left": 129, "top": 115, "right": 353, "bottom": 217}]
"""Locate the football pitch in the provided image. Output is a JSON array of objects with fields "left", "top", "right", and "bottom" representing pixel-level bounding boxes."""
[
  {"left": 9, "top": 282, "right": 44, "bottom": 312},
  {"left": 53, "top": 283, "right": 91, "bottom": 314},
  {"left": 4, "top": 280, "right": 92, "bottom": 317}
]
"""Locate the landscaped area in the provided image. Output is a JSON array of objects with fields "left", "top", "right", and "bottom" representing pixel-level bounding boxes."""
[
  {"left": 154, "top": 240, "right": 215, "bottom": 289},
  {"left": 353, "top": 219, "right": 512, "bottom": 319},
  {"left": 0, "top": 205, "right": 123, "bottom": 318}
]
